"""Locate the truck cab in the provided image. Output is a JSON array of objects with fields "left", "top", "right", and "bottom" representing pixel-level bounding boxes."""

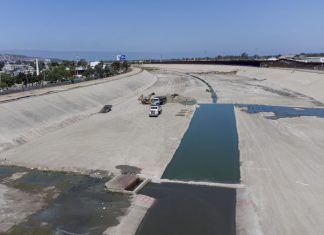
[
  {"left": 151, "top": 96, "right": 167, "bottom": 106},
  {"left": 149, "top": 105, "right": 162, "bottom": 117},
  {"left": 151, "top": 97, "right": 161, "bottom": 106}
]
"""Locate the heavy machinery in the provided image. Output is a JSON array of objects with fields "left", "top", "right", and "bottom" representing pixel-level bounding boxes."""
[{"left": 138, "top": 92, "right": 155, "bottom": 104}]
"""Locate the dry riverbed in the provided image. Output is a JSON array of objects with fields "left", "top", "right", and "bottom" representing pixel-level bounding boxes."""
[{"left": 1, "top": 64, "right": 324, "bottom": 234}]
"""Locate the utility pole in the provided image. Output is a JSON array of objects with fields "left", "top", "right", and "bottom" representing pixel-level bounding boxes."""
[{"left": 36, "top": 58, "right": 40, "bottom": 76}]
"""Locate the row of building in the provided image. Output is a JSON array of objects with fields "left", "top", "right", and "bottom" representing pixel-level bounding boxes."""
[
  {"left": 267, "top": 55, "right": 324, "bottom": 63},
  {"left": 2, "top": 63, "right": 36, "bottom": 76}
]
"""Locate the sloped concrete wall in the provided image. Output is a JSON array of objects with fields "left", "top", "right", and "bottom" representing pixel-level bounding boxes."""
[{"left": 0, "top": 70, "right": 156, "bottom": 152}]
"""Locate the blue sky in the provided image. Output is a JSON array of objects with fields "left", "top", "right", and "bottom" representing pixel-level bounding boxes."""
[{"left": 1, "top": 0, "right": 324, "bottom": 58}]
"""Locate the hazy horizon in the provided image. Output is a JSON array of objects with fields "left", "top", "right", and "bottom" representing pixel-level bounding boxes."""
[
  {"left": 1, "top": 49, "right": 323, "bottom": 61},
  {"left": 1, "top": 0, "right": 324, "bottom": 60}
]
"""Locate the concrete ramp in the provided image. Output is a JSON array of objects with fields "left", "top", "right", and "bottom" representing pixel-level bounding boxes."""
[
  {"left": 104, "top": 194, "right": 156, "bottom": 235},
  {"left": 105, "top": 175, "right": 140, "bottom": 193}
]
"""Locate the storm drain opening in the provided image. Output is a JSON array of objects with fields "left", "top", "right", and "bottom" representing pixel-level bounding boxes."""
[{"left": 105, "top": 174, "right": 150, "bottom": 194}]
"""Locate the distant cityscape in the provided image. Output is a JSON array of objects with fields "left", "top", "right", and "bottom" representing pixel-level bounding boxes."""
[
  {"left": 0, "top": 53, "right": 129, "bottom": 93},
  {"left": 1, "top": 52, "right": 323, "bottom": 92}
]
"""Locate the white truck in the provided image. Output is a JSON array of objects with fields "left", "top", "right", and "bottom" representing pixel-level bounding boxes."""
[{"left": 149, "top": 105, "right": 162, "bottom": 117}]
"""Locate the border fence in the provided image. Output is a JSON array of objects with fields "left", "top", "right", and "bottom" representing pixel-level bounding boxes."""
[{"left": 145, "top": 59, "right": 324, "bottom": 71}]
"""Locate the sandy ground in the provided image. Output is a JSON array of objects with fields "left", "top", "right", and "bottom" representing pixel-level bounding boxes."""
[
  {"left": 0, "top": 178, "right": 44, "bottom": 232},
  {"left": 144, "top": 64, "right": 324, "bottom": 105},
  {"left": 0, "top": 66, "right": 210, "bottom": 233},
  {"left": 1, "top": 69, "right": 210, "bottom": 178},
  {"left": 1, "top": 64, "right": 324, "bottom": 234},
  {"left": 236, "top": 110, "right": 324, "bottom": 234},
  {"left": 144, "top": 64, "right": 324, "bottom": 235}
]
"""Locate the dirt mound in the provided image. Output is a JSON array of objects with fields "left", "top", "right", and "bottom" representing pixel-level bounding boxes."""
[
  {"left": 166, "top": 94, "right": 197, "bottom": 105},
  {"left": 195, "top": 70, "right": 238, "bottom": 75}
]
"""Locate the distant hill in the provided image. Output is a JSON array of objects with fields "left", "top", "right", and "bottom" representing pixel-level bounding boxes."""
[
  {"left": 0, "top": 53, "right": 62, "bottom": 62},
  {"left": 0, "top": 53, "right": 37, "bottom": 62}
]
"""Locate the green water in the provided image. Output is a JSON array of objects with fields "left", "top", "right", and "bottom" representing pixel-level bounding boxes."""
[
  {"left": 9, "top": 177, "right": 130, "bottom": 235},
  {"left": 8, "top": 170, "right": 84, "bottom": 193},
  {"left": 162, "top": 104, "right": 240, "bottom": 183},
  {"left": 0, "top": 166, "right": 21, "bottom": 180},
  {"left": 0, "top": 167, "right": 131, "bottom": 235},
  {"left": 136, "top": 183, "right": 236, "bottom": 235}
]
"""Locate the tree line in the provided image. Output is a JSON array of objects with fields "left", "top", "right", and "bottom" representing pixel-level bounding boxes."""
[{"left": 0, "top": 60, "right": 130, "bottom": 90}]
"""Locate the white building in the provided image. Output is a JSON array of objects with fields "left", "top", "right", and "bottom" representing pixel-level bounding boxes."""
[
  {"left": 75, "top": 66, "right": 86, "bottom": 71},
  {"left": 2, "top": 63, "right": 35, "bottom": 75},
  {"left": 90, "top": 61, "right": 100, "bottom": 68},
  {"left": 267, "top": 57, "right": 278, "bottom": 61},
  {"left": 304, "top": 57, "right": 324, "bottom": 63},
  {"left": 3, "top": 63, "right": 14, "bottom": 72},
  {"left": 278, "top": 55, "right": 296, "bottom": 60}
]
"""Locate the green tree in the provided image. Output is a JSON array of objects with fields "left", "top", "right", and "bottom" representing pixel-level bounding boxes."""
[
  {"left": 241, "top": 52, "right": 249, "bottom": 59},
  {"left": 47, "top": 65, "right": 71, "bottom": 82},
  {"left": 111, "top": 61, "right": 121, "bottom": 73},
  {"left": 27, "top": 73, "right": 42, "bottom": 85},
  {"left": 61, "top": 60, "right": 75, "bottom": 68},
  {"left": 50, "top": 61, "right": 59, "bottom": 67},
  {"left": 83, "top": 67, "right": 95, "bottom": 79},
  {"left": 104, "top": 66, "right": 112, "bottom": 77},
  {"left": 77, "top": 59, "right": 88, "bottom": 67},
  {"left": 16, "top": 73, "right": 27, "bottom": 85},
  {"left": 94, "top": 63, "right": 104, "bottom": 78},
  {"left": 1, "top": 74, "right": 15, "bottom": 87},
  {"left": 0, "top": 81, "right": 7, "bottom": 89},
  {"left": 121, "top": 61, "right": 129, "bottom": 72}
]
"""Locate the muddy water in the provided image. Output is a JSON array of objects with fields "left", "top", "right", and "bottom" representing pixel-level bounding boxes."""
[
  {"left": 0, "top": 166, "right": 131, "bottom": 235},
  {"left": 187, "top": 74, "right": 217, "bottom": 103},
  {"left": 0, "top": 166, "right": 22, "bottom": 180},
  {"left": 237, "top": 104, "right": 324, "bottom": 119},
  {"left": 136, "top": 183, "right": 236, "bottom": 235},
  {"left": 162, "top": 104, "right": 240, "bottom": 183}
]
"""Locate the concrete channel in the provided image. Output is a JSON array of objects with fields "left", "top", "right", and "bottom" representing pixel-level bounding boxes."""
[
  {"left": 134, "top": 101, "right": 241, "bottom": 234},
  {"left": 2, "top": 63, "right": 324, "bottom": 234},
  {"left": 135, "top": 182, "right": 236, "bottom": 235},
  {"left": 162, "top": 103, "right": 240, "bottom": 183}
]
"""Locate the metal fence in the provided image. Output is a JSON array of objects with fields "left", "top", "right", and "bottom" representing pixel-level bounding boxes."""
[{"left": 146, "top": 59, "right": 324, "bottom": 70}]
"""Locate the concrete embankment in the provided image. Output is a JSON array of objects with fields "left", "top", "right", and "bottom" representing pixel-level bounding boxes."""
[
  {"left": 162, "top": 104, "right": 240, "bottom": 183},
  {"left": 0, "top": 69, "right": 156, "bottom": 152}
]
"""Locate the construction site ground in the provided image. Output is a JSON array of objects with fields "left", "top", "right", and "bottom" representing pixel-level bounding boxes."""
[{"left": 1, "top": 64, "right": 324, "bottom": 234}]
